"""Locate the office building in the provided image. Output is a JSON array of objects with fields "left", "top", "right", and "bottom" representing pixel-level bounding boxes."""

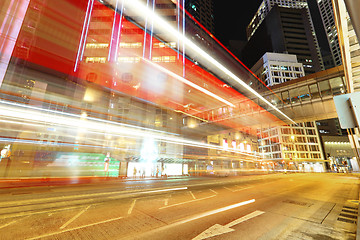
[
  {"left": 246, "top": 0, "right": 323, "bottom": 70},
  {"left": 251, "top": 52, "right": 305, "bottom": 87},
  {"left": 317, "top": 0, "right": 342, "bottom": 67},
  {"left": 242, "top": 5, "right": 322, "bottom": 75}
]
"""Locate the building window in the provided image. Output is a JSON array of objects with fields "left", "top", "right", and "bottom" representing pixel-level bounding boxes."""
[
  {"left": 120, "top": 42, "right": 142, "bottom": 48},
  {"left": 86, "top": 43, "right": 109, "bottom": 49},
  {"left": 273, "top": 71, "right": 280, "bottom": 76},
  {"left": 85, "top": 57, "right": 106, "bottom": 63},
  {"left": 283, "top": 72, "right": 292, "bottom": 77},
  {"left": 118, "top": 57, "right": 140, "bottom": 63},
  {"left": 152, "top": 56, "right": 176, "bottom": 63}
]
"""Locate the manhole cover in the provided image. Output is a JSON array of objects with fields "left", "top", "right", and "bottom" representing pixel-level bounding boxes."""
[{"left": 283, "top": 199, "right": 309, "bottom": 206}]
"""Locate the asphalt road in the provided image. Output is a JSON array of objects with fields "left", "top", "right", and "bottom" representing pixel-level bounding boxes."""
[{"left": 0, "top": 173, "right": 359, "bottom": 240}]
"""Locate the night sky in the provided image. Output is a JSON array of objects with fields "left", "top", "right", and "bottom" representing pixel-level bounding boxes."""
[{"left": 213, "top": 0, "right": 266, "bottom": 44}]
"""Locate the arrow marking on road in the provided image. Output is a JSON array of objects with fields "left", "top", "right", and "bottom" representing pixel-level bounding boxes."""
[{"left": 192, "top": 210, "right": 265, "bottom": 240}]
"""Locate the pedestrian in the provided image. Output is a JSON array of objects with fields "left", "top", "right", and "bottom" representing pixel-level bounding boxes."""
[{"left": 133, "top": 167, "right": 137, "bottom": 178}]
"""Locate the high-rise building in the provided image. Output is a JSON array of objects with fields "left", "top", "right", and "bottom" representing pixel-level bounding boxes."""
[
  {"left": 185, "top": 0, "right": 215, "bottom": 34},
  {"left": 246, "top": 0, "right": 323, "bottom": 70},
  {"left": 317, "top": 0, "right": 342, "bottom": 67},
  {"left": 251, "top": 52, "right": 305, "bottom": 87},
  {"left": 242, "top": 5, "right": 322, "bottom": 75}
]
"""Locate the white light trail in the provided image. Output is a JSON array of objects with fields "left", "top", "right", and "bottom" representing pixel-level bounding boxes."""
[
  {"left": 0, "top": 101, "right": 259, "bottom": 158},
  {"left": 142, "top": 58, "right": 235, "bottom": 107},
  {"left": 177, "top": 199, "right": 255, "bottom": 224},
  {"left": 74, "top": 0, "right": 94, "bottom": 71},
  {"left": 108, "top": 0, "right": 119, "bottom": 61},
  {"left": 79, "top": 0, "right": 94, "bottom": 62},
  {"left": 107, "top": 0, "right": 296, "bottom": 124}
]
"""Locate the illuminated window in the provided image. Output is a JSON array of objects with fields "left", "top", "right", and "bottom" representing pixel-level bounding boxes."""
[
  {"left": 152, "top": 56, "right": 176, "bottom": 63},
  {"left": 153, "top": 42, "right": 176, "bottom": 48},
  {"left": 118, "top": 57, "right": 140, "bottom": 63},
  {"left": 119, "top": 42, "right": 142, "bottom": 48},
  {"left": 86, "top": 43, "right": 109, "bottom": 49},
  {"left": 85, "top": 57, "right": 106, "bottom": 63},
  {"left": 270, "top": 65, "right": 280, "bottom": 70}
]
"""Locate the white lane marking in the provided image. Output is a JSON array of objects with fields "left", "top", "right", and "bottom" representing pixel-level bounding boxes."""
[
  {"left": 189, "top": 191, "right": 196, "bottom": 199},
  {"left": 225, "top": 210, "right": 265, "bottom": 228},
  {"left": 209, "top": 189, "right": 217, "bottom": 195},
  {"left": 143, "top": 187, "right": 188, "bottom": 194},
  {"left": 133, "top": 199, "right": 256, "bottom": 239},
  {"left": 0, "top": 205, "right": 85, "bottom": 220},
  {"left": 159, "top": 195, "right": 216, "bottom": 209},
  {"left": 224, "top": 186, "right": 252, "bottom": 192},
  {"left": 27, "top": 216, "right": 124, "bottom": 240},
  {"left": 2, "top": 187, "right": 188, "bottom": 207},
  {"left": 128, "top": 199, "right": 137, "bottom": 214},
  {"left": 192, "top": 210, "right": 264, "bottom": 240},
  {"left": 180, "top": 199, "right": 256, "bottom": 224},
  {"left": 60, "top": 205, "right": 91, "bottom": 229},
  {"left": 234, "top": 186, "right": 253, "bottom": 192},
  {"left": 0, "top": 219, "right": 17, "bottom": 229}
]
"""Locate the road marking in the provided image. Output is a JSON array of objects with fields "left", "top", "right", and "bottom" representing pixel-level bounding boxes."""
[
  {"left": 60, "top": 205, "right": 91, "bottom": 229},
  {"left": 164, "top": 199, "right": 168, "bottom": 206},
  {"left": 128, "top": 199, "right": 137, "bottom": 214},
  {"left": 209, "top": 189, "right": 217, "bottom": 195},
  {"left": 193, "top": 210, "right": 264, "bottom": 240},
  {"left": 234, "top": 186, "right": 253, "bottom": 192},
  {"left": 159, "top": 195, "right": 216, "bottom": 209},
  {"left": 0, "top": 205, "right": 85, "bottom": 220},
  {"left": 0, "top": 219, "right": 17, "bottom": 229},
  {"left": 225, "top": 210, "right": 264, "bottom": 227},
  {"left": 181, "top": 199, "right": 256, "bottom": 224},
  {"left": 1, "top": 187, "right": 188, "bottom": 208},
  {"left": 224, "top": 186, "right": 252, "bottom": 192},
  {"left": 27, "top": 216, "right": 124, "bottom": 240},
  {"left": 189, "top": 191, "right": 196, "bottom": 199},
  {"left": 135, "top": 199, "right": 256, "bottom": 239}
]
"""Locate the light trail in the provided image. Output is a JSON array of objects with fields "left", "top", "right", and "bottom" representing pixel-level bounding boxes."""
[
  {"left": 0, "top": 101, "right": 260, "bottom": 158},
  {"left": 142, "top": 58, "right": 235, "bottom": 107},
  {"left": 105, "top": 0, "right": 296, "bottom": 124}
]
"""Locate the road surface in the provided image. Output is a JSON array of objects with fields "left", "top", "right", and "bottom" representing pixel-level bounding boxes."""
[{"left": 0, "top": 173, "right": 358, "bottom": 239}]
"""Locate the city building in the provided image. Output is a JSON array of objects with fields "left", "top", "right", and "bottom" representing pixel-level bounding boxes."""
[
  {"left": 317, "top": 0, "right": 342, "bottom": 67},
  {"left": 241, "top": 5, "right": 322, "bottom": 75},
  {"left": 251, "top": 52, "right": 305, "bottom": 87},
  {"left": 246, "top": 0, "right": 323, "bottom": 70},
  {"left": 258, "top": 121, "right": 325, "bottom": 172},
  {"left": 185, "top": 0, "right": 215, "bottom": 34}
]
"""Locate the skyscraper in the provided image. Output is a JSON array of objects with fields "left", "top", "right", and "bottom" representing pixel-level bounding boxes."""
[
  {"left": 317, "top": 0, "right": 342, "bottom": 67},
  {"left": 246, "top": 0, "right": 324, "bottom": 70},
  {"left": 242, "top": 5, "right": 322, "bottom": 75}
]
